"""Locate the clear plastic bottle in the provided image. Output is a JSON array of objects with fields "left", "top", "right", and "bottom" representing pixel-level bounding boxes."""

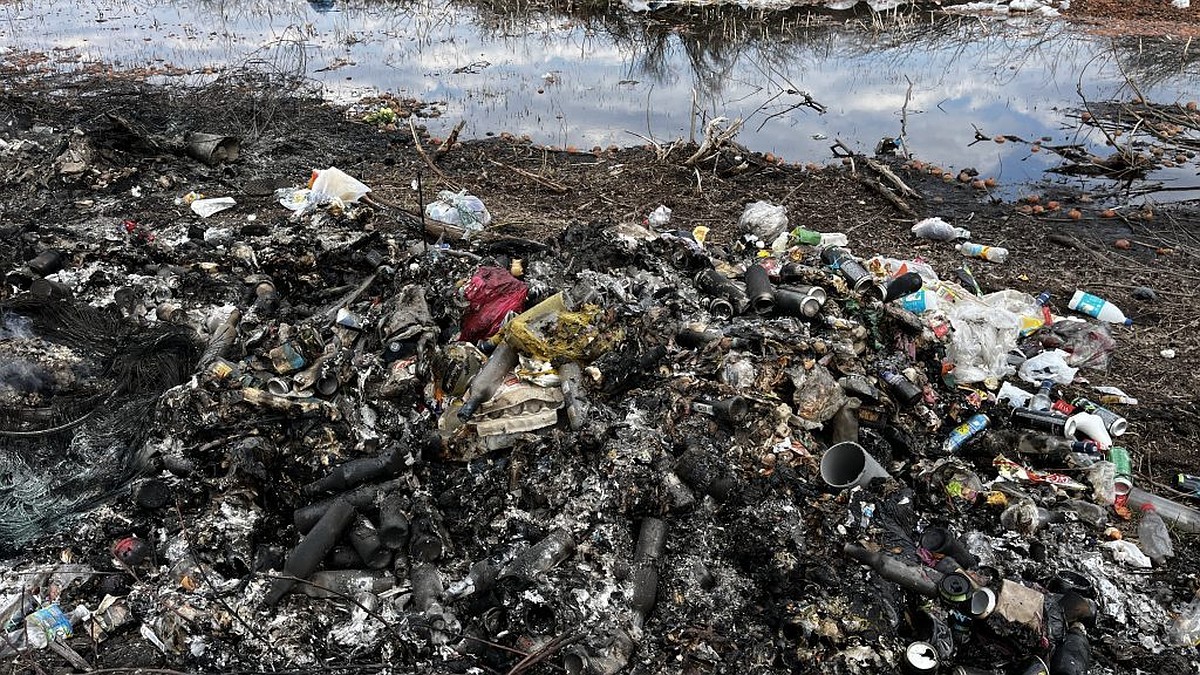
[
  {"left": 956, "top": 242, "right": 1009, "bottom": 263},
  {"left": 1030, "top": 380, "right": 1053, "bottom": 412},
  {"left": 1137, "top": 504, "right": 1175, "bottom": 565},
  {"left": 1127, "top": 487, "right": 1200, "bottom": 533}
]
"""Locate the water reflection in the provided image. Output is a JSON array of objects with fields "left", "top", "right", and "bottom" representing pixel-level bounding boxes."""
[{"left": 2, "top": 0, "right": 1197, "bottom": 197}]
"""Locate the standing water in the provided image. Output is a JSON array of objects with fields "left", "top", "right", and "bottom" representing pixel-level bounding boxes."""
[{"left": 3, "top": 0, "right": 1198, "bottom": 196}]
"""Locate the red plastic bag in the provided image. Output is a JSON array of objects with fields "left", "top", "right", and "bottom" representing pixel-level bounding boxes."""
[{"left": 460, "top": 266, "right": 528, "bottom": 342}]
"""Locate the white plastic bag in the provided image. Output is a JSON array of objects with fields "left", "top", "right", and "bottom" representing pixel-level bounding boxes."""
[
  {"left": 1018, "top": 349, "right": 1078, "bottom": 385},
  {"left": 1101, "top": 540, "right": 1152, "bottom": 569},
  {"left": 310, "top": 167, "right": 371, "bottom": 204},
  {"left": 942, "top": 296, "right": 1021, "bottom": 384},
  {"left": 647, "top": 205, "right": 672, "bottom": 227},
  {"left": 426, "top": 190, "right": 492, "bottom": 236},
  {"left": 738, "top": 201, "right": 788, "bottom": 242}
]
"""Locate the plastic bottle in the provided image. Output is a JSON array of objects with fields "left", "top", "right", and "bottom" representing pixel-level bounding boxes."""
[
  {"left": 1030, "top": 380, "right": 1053, "bottom": 412},
  {"left": 911, "top": 217, "right": 971, "bottom": 242},
  {"left": 1127, "top": 487, "right": 1200, "bottom": 534},
  {"left": 1137, "top": 504, "right": 1175, "bottom": 565},
  {"left": 23, "top": 604, "right": 83, "bottom": 649},
  {"left": 791, "top": 227, "right": 848, "bottom": 247},
  {"left": 956, "top": 242, "right": 1009, "bottom": 263},
  {"left": 1068, "top": 290, "right": 1132, "bottom": 326}
]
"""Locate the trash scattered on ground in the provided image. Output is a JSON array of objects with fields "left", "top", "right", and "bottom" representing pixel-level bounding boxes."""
[{"left": 2, "top": 72, "right": 1200, "bottom": 675}]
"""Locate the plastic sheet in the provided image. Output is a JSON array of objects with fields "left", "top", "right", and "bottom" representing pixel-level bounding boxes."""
[{"left": 459, "top": 267, "right": 528, "bottom": 343}]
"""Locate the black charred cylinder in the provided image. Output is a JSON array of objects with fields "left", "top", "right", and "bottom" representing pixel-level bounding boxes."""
[
  {"left": 743, "top": 264, "right": 775, "bottom": 315},
  {"left": 27, "top": 250, "right": 64, "bottom": 276},
  {"left": 294, "top": 477, "right": 407, "bottom": 534},
  {"left": 673, "top": 447, "right": 737, "bottom": 502},
  {"left": 302, "top": 449, "right": 405, "bottom": 496},
  {"left": 821, "top": 247, "right": 881, "bottom": 300},
  {"left": 694, "top": 268, "right": 749, "bottom": 315},
  {"left": 676, "top": 326, "right": 724, "bottom": 349},
  {"left": 378, "top": 495, "right": 411, "bottom": 550},
  {"left": 774, "top": 287, "right": 822, "bottom": 318},
  {"left": 919, "top": 526, "right": 978, "bottom": 569},
  {"left": 349, "top": 516, "right": 392, "bottom": 570},
  {"left": 458, "top": 342, "right": 519, "bottom": 421},
  {"left": 265, "top": 498, "right": 356, "bottom": 606},
  {"left": 631, "top": 517, "right": 667, "bottom": 621},
  {"left": 1049, "top": 624, "right": 1091, "bottom": 675},
  {"left": 883, "top": 271, "right": 924, "bottom": 303},
  {"left": 691, "top": 396, "right": 749, "bottom": 424},
  {"left": 29, "top": 278, "right": 72, "bottom": 299},
  {"left": 409, "top": 500, "right": 451, "bottom": 562},
  {"left": 327, "top": 546, "right": 365, "bottom": 569},
  {"left": 500, "top": 529, "right": 575, "bottom": 581}
]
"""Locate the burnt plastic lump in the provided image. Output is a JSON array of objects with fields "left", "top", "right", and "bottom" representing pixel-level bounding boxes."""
[{"left": 673, "top": 446, "right": 739, "bottom": 502}]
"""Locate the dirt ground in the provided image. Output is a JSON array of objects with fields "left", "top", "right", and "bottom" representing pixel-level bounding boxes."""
[{"left": 2, "top": 4, "right": 1200, "bottom": 670}]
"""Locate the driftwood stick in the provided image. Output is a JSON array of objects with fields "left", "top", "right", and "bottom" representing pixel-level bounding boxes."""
[
  {"left": 408, "top": 117, "right": 455, "bottom": 186},
  {"left": 486, "top": 158, "right": 568, "bottom": 194},
  {"left": 863, "top": 156, "right": 921, "bottom": 199},
  {"left": 436, "top": 120, "right": 466, "bottom": 157}
]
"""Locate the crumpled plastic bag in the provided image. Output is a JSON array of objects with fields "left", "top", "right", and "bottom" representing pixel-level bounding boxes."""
[
  {"left": 426, "top": 190, "right": 492, "bottom": 236},
  {"left": 460, "top": 267, "right": 528, "bottom": 343},
  {"left": 790, "top": 362, "right": 847, "bottom": 426},
  {"left": 1051, "top": 319, "right": 1117, "bottom": 369},
  {"left": 311, "top": 167, "right": 371, "bottom": 203},
  {"left": 1018, "top": 349, "right": 1078, "bottom": 385},
  {"left": 1101, "top": 540, "right": 1152, "bottom": 568},
  {"left": 738, "top": 201, "right": 788, "bottom": 242},
  {"left": 942, "top": 292, "right": 1024, "bottom": 384}
]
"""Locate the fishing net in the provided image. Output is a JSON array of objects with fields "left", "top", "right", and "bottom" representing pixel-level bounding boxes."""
[{"left": 0, "top": 297, "right": 203, "bottom": 554}]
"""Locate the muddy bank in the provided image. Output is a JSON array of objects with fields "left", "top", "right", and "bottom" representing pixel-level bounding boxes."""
[{"left": 2, "top": 72, "right": 1200, "bottom": 674}]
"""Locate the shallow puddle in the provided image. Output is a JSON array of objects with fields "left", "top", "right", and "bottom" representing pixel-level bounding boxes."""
[{"left": 3, "top": 0, "right": 1199, "bottom": 199}]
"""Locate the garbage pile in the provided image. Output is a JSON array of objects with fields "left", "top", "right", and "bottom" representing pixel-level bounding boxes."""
[{"left": 4, "top": 161, "right": 1200, "bottom": 675}]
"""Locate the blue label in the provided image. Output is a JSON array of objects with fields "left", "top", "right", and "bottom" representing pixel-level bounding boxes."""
[
  {"left": 899, "top": 290, "right": 929, "bottom": 313},
  {"left": 1073, "top": 292, "right": 1104, "bottom": 317}
]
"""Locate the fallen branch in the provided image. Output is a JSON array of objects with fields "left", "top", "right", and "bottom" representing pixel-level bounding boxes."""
[
  {"left": 685, "top": 117, "right": 744, "bottom": 167},
  {"left": 486, "top": 158, "right": 568, "bottom": 194},
  {"left": 863, "top": 156, "right": 921, "bottom": 199},
  {"left": 436, "top": 120, "right": 466, "bottom": 157},
  {"left": 408, "top": 117, "right": 455, "bottom": 187}
]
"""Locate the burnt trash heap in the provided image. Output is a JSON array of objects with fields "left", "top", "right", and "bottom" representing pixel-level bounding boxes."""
[{"left": 3, "top": 169, "right": 1200, "bottom": 675}]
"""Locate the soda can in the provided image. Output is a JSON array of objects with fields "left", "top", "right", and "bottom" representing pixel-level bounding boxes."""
[
  {"left": 1108, "top": 447, "right": 1132, "bottom": 496},
  {"left": 944, "top": 413, "right": 989, "bottom": 453}
]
